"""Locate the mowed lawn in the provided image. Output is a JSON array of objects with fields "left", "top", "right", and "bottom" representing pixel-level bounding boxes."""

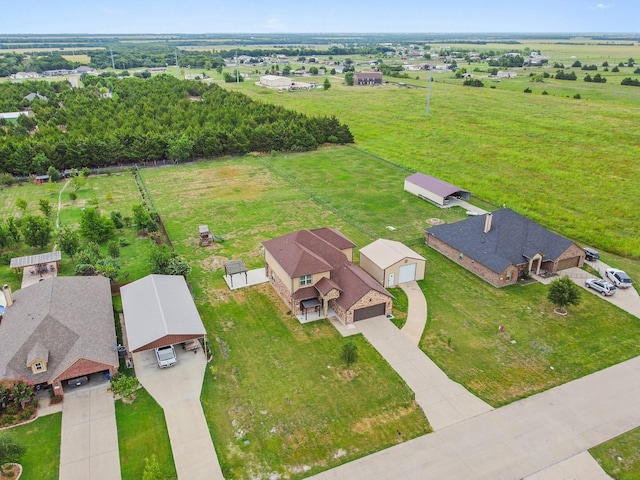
[
  {"left": 199, "top": 287, "right": 429, "bottom": 478},
  {"left": 228, "top": 74, "right": 640, "bottom": 259}
]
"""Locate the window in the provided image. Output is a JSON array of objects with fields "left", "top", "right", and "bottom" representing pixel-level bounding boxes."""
[
  {"left": 34, "top": 361, "right": 45, "bottom": 372},
  {"left": 506, "top": 271, "right": 512, "bottom": 281},
  {"left": 458, "top": 252, "right": 464, "bottom": 261},
  {"left": 299, "top": 274, "right": 313, "bottom": 286}
]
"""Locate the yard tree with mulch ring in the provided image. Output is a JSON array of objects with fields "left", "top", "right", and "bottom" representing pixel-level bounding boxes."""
[
  {"left": 341, "top": 341, "right": 358, "bottom": 373},
  {"left": 547, "top": 276, "right": 582, "bottom": 314}
]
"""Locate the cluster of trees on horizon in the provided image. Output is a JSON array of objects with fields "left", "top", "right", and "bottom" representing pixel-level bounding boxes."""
[{"left": 0, "top": 75, "right": 353, "bottom": 176}]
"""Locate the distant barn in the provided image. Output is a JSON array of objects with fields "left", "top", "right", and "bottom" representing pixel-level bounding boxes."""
[
  {"left": 354, "top": 72, "right": 382, "bottom": 85},
  {"left": 404, "top": 173, "right": 470, "bottom": 207}
]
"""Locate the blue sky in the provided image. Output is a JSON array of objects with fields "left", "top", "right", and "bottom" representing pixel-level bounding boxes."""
[{"left": 2, "top": 1, "right": 639, "bottom": 34}]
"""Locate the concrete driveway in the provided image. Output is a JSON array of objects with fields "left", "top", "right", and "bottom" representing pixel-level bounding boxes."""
[
  {"left": 355, "top": 316, "right": 493, "bottom": 430},
  {"left": 309, "top": 354, "right": 640, "bottom": 479},
  {"left": 133, "top": 346, "right": 224, "bottom": 480},
  {"left": 59, "top": 382, "right": 120, "bottom": 480}
]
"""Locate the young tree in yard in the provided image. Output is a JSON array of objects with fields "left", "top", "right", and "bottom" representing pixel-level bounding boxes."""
[
  {"left": 340, "top": 341, "right": 358, "bottom": 372},
  {"left": 107, "top": 239, "right": 120, "bottom": 258},
  {"left": 57, "top": 226, "right": 80, "bottom": 257},
  {"left": 0, "top": 437, "right": 25, "bottom": 466},
  {"left": 547, "top": 276, "right": 582, "bottom": 313},
  {"left": 345, "top": 72, "right": 354, "bottom": 86},
  {"left": 323, "top": 78, "right": 331, "bottom": 90},
  {"left": 39, "top": 198, "right": 53, "bottom": 218},
  {"left": 47, "top": 165, "right": 61, "bottom": 182},
  {"left": 15, "top": 198, "right": 27, "bottom": 214},
  {"left": 79, "top": 208, "right": 115, "bottom": 243},
  {"left": 111, "top": 374, "right": 140, "bottom": 401},
  {"left": 20, "top": 215, "right": 52, "bottom": 248}
]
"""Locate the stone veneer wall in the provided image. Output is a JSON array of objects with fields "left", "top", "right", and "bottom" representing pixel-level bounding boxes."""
[{"left": 331, "top": 289, "right": 392, "bottom": 325}]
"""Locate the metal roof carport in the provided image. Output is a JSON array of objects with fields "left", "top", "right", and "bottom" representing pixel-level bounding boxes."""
[
  {"left": 121, "top": 274, "right": 206, "bottom": 353},
  {"left": 404, "top": 173, "right": 470, "bottom": 207}
]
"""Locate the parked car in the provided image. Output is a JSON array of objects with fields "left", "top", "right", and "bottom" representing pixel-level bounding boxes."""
[
  {"left": 585, "top": 278, "right": 616, "bottom": 296},
  {"left": 155, "top": 345, "right": 177, "bottom": 368},
  {"left": 584, "top": 247, "right": 600, "bottom": 261},
  {"left": 67, "top": 375, "right": 89, "bottom": 387},
  {"left": 605, "top": 268, "right": 633, "bottom": 288}
]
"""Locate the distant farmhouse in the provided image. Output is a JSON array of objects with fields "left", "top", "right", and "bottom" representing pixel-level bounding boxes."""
[
  {"left": 259, "top": 75, "right": 293, "bottom": 89},
  {"left": 425, "top": 209, "right": 585, "bottom": 287},
  {"left": 354, "top": 72, "right": 382, "bottom": 86}
]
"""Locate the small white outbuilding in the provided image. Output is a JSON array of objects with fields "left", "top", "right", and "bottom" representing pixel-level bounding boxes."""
[
  {"left": 260, "top": 75, "right": 292, "bottom": 89},
  {"left": 359, "top": 239, "right": 426, "bottom": 288}
]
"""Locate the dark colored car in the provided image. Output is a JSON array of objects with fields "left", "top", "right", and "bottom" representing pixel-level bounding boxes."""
[
  {"left": 67, "top": 376, "right": 89, "bottom": 387},
  {"left": 584, "top": 247, "right": 600, "bottom": 261}
]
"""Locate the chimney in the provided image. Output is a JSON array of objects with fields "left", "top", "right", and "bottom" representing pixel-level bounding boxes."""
[
  {"left": 2, "top": 284, "right": 13, "bottom": 307},
  {"left": 483, "top": 213, "right": 493, "bottom": 233}
]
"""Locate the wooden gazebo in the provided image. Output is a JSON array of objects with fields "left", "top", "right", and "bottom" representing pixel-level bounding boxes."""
[
  {"left": 10, "top": 251, "right": 62, "bottom": 279},
  {"left": 224, "top": 260, "right": 248, "bottom": 287}
]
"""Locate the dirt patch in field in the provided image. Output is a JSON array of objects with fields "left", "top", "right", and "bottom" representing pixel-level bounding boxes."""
[
  {"left": 426, "top": 218, "right": 445, "bottom": 225},
  {"left": 351, "top": 406, "right": 417, "bottom": 435},
  {"left": 201, "top": 255, "right": 229, "bottom": 272}
]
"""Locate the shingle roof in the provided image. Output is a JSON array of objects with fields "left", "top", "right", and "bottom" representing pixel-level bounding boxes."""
[
  {"left": 262, "top": 228, "right": 353, "bottom": 278},
  {"left": 121, "top": 275, "right": 206, "bottom": 352},
  {"left": 405, "top": 173, "right": 469, "bottom": 198},
  {"left": 0, "top": 276, "right": 117, "bottom": 384},
  {"left": 425, "top": 208, "right": 576, "bottom": 274},
  {"left": 263, "top": 228, "right": 392, "bottom": 311},
  {"left": 360, "top": 239, "right": 426, "bottom": 270}
]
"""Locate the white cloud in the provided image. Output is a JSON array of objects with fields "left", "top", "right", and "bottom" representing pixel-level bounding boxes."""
[{"left": 592, "top": 3, "right": 612, "bottom": 9}]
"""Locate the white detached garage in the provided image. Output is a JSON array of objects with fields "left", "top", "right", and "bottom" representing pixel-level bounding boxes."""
[{"left": 359, "top": 239, "right": 426, "bottom": 288}]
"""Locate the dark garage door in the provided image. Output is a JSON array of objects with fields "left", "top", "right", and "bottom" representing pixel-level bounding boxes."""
[{"left": 353, "top": 303, "right": 386, "bottom": 321}]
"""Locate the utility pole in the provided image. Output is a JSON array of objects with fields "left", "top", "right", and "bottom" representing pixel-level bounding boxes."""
[
  {"left": 426, "top": 74, "right": 432, "bottom": 117},
  {"left": 236, "top": 50, "right": 239, "bottom": 84}
]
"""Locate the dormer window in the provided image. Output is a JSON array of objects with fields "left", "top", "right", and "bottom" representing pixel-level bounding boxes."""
[
  {"left": 299, "top": 274, "right": 313, "bottom": 286},
  {"left": 34, "top": 362, "right": 45, "bottom": 372},
  {"left": 27, "top": 342, "right": 49, "bottom": 374}
]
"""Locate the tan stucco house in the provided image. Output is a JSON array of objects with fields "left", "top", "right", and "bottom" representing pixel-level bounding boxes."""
[
  {"left": 0, "top": 276, "right": 118, "bottom": 397},
  {"left": 425, "top": 208, "right": 585, "bottom": 287},
  {"left": 360, "top": 239, "right": 426, "bottom": 288},
  {"left": 262, "top": 228, "right": 393, "bottom": 324}
]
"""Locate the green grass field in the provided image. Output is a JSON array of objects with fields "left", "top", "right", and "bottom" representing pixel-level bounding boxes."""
[
  {"left": 591, "top": 426, "right": 640, "bottom": 479},
  {"left": 0, "top": 413, "right": 61, "bottom": 480},
  {"left": 224, "top": 57, "right": 640, "bottom": 260}
]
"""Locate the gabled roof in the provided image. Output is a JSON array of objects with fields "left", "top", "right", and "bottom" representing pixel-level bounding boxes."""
[
  {"left": 333, "top": 263, "right": 393, "bottom": 311},
  {"left": 360, "top": 239, "right": 426, "bottom": 269},
  {"left": 426, "top": 208, "right": 576, "bottom": 273},
  {"left": 405, "top": 173, "right": 469, "bottom": 198},
  {"left": 121, "top": 275, "right": 206, "bottom": 352},
  {"left": 262, "top": 228, "right": 354, "bottom": 278},
  {"left": 0, "top": 276, "right": 117, "bottom": 384}
]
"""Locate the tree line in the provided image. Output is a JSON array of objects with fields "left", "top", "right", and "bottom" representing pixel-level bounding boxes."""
[{"left": 0, "top": 75, "right": 353, "bottom": 176}]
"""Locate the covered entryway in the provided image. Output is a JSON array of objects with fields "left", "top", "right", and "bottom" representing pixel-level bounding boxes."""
[
  {"left": 353, "top": 303, "right": 386, "bottom": 321},
  {"left": 398, "top": 263, "right": 417, "bottom": 283}
]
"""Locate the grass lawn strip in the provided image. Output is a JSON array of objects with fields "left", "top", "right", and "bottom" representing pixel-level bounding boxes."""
[
  {"left": 115, "top": 388, "right": 177, "bottom": 480},
  {"left": 590, "top": 426, "right": 640, "bottom": 480}
]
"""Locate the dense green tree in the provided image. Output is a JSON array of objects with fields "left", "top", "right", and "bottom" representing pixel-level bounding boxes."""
[
  {"left": 547, "top": 277, "right": 582, "bottom": 313},
  {"left": 323, "top": 78, "right": 331, "bottom": 90},
  {"left": 79, "top": 208, "right": 115, "bottom": 243},
  {"left": 39, "top": 198, "right": 53, "bottom": 217},
  {"left": 345, "top": 72, "right": 354, "bottom": 86},
  {"left": 15, "top": 198, "right": 27, "bottom": 213},
  {"left": 20, "top": 214, "right": 52, "bottom": 248},
  {"left": 340, "top": 341, "right": 358, "bottom": 372},
  {"left": 0, "top": 437, "right": 25, "bottom": 466},
  {"left": 167, "top": 135, "right": 194, "bottom": 163},
  {"left": 58, "top": 226, "right": 80, "bottom": 257}
]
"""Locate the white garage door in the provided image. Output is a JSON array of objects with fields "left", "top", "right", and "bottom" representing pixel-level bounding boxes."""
[{"left": 398, "top": 263, "right": 417, "bottom": 283}]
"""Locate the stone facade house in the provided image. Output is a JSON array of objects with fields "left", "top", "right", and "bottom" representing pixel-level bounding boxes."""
[
  {"left": 0, "top": 276, "right": 118, "bottom": 396},
  {"left": 354, "top": 72, "right": 382, "bottom": 85},
  {"left": 425, "top": 208, "right": 585, "bottom": 287},
  {"left": 262, "top": 228, "right": 393, "bottom": 324}
]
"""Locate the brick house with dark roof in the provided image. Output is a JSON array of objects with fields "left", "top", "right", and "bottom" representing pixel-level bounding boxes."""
[
  {"left": 425, "top": 209, "right": 585, "bottom": 287},
  {"left": 0, "top": 276, "right": 118, "bottom": 396},
  {"left": 354, "top": 72, "right": 382, "bottom": 85},
  {"left": 262, "top": 228, "right": 393, "bottom": 324}
]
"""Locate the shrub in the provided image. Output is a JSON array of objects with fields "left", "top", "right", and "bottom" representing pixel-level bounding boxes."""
[{"left": 111, "top": 374, "right": 140, "bottom": 400}]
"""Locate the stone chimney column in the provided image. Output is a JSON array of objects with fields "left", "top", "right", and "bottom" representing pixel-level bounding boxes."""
[
  {"left": 483, "top": 213, "right": 493, "bottom": 233},
  {"left": 2, "top": 284, "right": 13, "bottom": 307}
]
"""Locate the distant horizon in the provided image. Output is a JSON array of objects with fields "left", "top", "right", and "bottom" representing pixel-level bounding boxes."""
[
  {"left": 2, "top": 32, "right": 640, "bottom": 37},
  {"left": 2, "top": 1, "right": 639, "bottom": 35}
]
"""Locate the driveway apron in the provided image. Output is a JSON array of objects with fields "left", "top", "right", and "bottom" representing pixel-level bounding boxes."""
[
  {"left": 134, "top": 348, "right": 224, "bottom": 480},
  {"left": 309, "top": 354, "right": 640, "bottom": 480},
  {"left": 59, "top": 383, "right": 121, "bottom": 480},
  {"left": 356, "top": 316, "right": 493, "bottom": 430}
]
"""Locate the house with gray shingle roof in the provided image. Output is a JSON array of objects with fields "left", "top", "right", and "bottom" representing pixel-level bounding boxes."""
[
  {"left": 0, "top": 276, "right": 118, "bottom": 396},
  {"left": 425, "top": 208, "right": 585, "bottom": 287},
  {"left": 262, "top": 228, "right": 393, "bottom": 324}
]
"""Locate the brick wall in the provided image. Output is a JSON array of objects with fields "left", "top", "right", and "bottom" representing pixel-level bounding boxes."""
[
  {"left": 426, "top": 233, "right": 517, "bottom": 287},
  {"left": 332, "top": 289, "right": 392, "bottom": 325}
]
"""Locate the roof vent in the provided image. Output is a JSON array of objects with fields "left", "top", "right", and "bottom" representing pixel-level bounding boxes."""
[{"left": 2, "top": 284, "right": 13, "bottom": 307}]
